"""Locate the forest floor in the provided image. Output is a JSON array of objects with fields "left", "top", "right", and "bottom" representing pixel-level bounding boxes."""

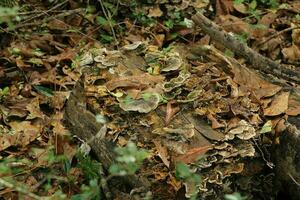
[{"left": 0, "top": 0, "right": 300, "bottom": 199}]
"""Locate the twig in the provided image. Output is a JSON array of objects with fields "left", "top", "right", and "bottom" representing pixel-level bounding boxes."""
[
  {"left": 255, "top": 26, "right": 300, "bottom": 48},
  {"left": 192, "top": 13, "right": 300, "bottom": 84},
  {"left": 8, "top": 8, "right": 83, "bottom": 30},
  {"left": 288, "top": 173, "right": 300, "bottom": 187},
  {"left": 19, "top": 0, "right": 68, "bottom": 25},
  {"left": 98, "top": 0, "right": 119, "bottom": 47}
]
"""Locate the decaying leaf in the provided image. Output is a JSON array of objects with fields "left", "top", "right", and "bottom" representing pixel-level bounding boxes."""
[
  {"left": 0, "top": 121, "right": 42, "bottom": 151},
  {"left": 264, "top": 91, "right": 289, "bottom": 116},
  {"left": 174, "top": 145, "right": 213, "bottom": 164},
  {"left": 118, "top": 92, "right": 160, "bottom": 113},
  {"left": 153, "top": 140, "right": 170, "bottom": 168}
]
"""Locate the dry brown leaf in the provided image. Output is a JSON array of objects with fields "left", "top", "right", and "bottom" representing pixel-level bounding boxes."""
[
  {"left": 231, "top": 63, "right": 281, "bottom": 99},
  {"left": 105, "top": 74, "right": 164, "bottom": 91},
  {"left": 0, "top": 121, "right": 42, "bottom": 151},
  {"left": 187, "top": 113, "right": 225, "bottom": 141},
  {"left": 215, "top": 0, "right": 234, "bottom": 16},
  {"left": 207, "top": 113, "right": 225, "bottom": 129},
  {"left": 148, "top": 6, "right": 163, "bottom": 17},
  {"left": 47, "top": 19, "right": 69, "bottom": 30},
  {"left": 217, "top": 15, "right": 251, "bottom": 35},
  {"left": 26, "top": 98, "right": 45, "bottom": 120},
  {"left": 46, "top": 48, "right": 77, "bottom": 63},
  {"left": 153, "top": 140, "right": 170, "bottom": 168},
  {"left": 282, "top": 44, "right": 300, "bottom": 61},
  {"left": 165, "top": 101, "right": 180, "bottom": 125},
  {"left": 174, "top": 145, "right": 212, "bottom": 164},
  {"left": 264, "top": 91, "right": 290, "bottom": 116}
]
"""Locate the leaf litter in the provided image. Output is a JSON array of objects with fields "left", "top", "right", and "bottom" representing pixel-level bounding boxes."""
[{"left": 0, "top": 0, "right": 299, "bottom": 199}]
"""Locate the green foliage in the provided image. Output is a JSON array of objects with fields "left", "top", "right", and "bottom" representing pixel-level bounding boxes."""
[
  {"left": 109, "top": 142, "right": 148, "bottom": 176},
  {"left": 164, "top": 19, "right": 174, "bottom": 29},
  {"left": 33, "top": 85, "right": 54, "bottom": 97},
  {"left": 71, "top": 179, "right": 102, "bottom": 200},
  {"left": 76, "top": 152, "right": 101, "bottom": 181},
  {"left": 100, "top": 34, "right": 114, "bottom": 43},
  {"left": 0, "top": 5, "right": 19, "bottom": 29},
  {"left": 133, "top": 12, "right": 156, "bottom": 26},
  {"left": 0, "top": 86, "right": 9, "bottom": 100},
  {"left": 175, "top": 162, "right": 202, "bottom": 200},
  {"left": 224, "top": 192, "right": 248, "bottom": 200},
  {"left": 234, "top": 0, "right": 279, "bottom": 8},
  {"left": 234, "top": 32, "right": 250, "bottom": 44},
  {"left": 96, "top": 16, "right": 116, "bottom": 27}
]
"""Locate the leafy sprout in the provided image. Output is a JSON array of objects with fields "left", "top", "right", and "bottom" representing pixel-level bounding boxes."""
[{"left": 109, "top": 142, "right": 148, "bottom": 176}]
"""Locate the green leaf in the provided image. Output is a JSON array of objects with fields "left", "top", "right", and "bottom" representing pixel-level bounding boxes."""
[
  {"left": 260, "top": 120, "right": 272, "bottom": 134},
  {"left": 109, "top": 142, "right": 148, "bottom": 176},
  {"left": 71, "top": 179, "right": 101, "bottom": 200},
  {"left": 175, "top": 162, "right": 191, "bottom": 179},
  {"left": 100, "top": 34, "right": 114, "bottom": 43},
  {"left": 234, "top": 0, "right": 245, "bottom": 4},
  {"left": 96, "top": 16, "right": 108, "bottom": 26},
  {"left": 224, "top": 192, "right": 248, "bottom": 200},
  {"left": 249, "top": 0, "right": 257, "bottom": 10},
  {"left": 33, "top": 85, "right": 53, "bottom": 97},
  {"left": 164, "top": 19, "right": 174, "bottom": 29},
  {"left": 0, "top": 86, "right": 9, "bottom": 96},
  {"left": 76, "top": 152, "right": 101, "bottom": 181}
]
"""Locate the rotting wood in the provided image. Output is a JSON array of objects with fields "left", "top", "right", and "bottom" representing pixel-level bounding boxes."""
[
  {"left": 64, "top": 75, "right": 150, "bottom": 196},
  {"left": 275, "top": 122, "right": 300, "bottom": 200},
  {"left": 192, "top": 13, "right": 300, "bottom": 84}
]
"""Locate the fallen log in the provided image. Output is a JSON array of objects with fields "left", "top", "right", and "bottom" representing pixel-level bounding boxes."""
[
  {"left": 275, "top": 122, "right": 300, "bottom": 200},
  {"left": 192, "top": 12, "right": 300, "bottom": 199},
  {"left": 192, "top": 13, "right": 300, "bottom": 84},
  {"left": 64, "top": 75, "right": 150, "bottom": 198}
]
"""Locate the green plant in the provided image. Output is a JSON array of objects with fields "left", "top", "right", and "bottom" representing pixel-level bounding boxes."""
[
  {"left": 175, "top": 162, "right": 202, "bottom": 200},
  {"left": 234, "top": 32, "right": 250, "bottom": 44},
  {"left": 0, "top": 86, "right": 9, "bottom": 101},
  {"left": 224, "top": 192, "right": 248, "bottom": 200},
  {"left": 109, "top": 142, "right": 148, "bottom": 176},
  {"left": 71, "top": 179, "right": 102, "bottom": 200},
  {"left": 76, "top": 152, "right": 101, "bottom": 181},
  {"left": 234, "top": 0, "right": 279, "bottom": 9},
  {"left": 0, "top": 5, "right": 20, "bottom": 29},
  {"left": 133, "top": 12, "right": 156, "bottom": 26}
]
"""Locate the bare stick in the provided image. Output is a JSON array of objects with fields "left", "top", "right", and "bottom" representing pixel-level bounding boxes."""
[{"left": 192, "top": 13, "right": 300, "bottom": 84}]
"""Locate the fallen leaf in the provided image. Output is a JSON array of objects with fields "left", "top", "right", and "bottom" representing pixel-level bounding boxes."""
[
  {"left": 165, "top": 101, "right": 180, "bottom": 125},
  {"left": 286, "top": 90, "right": 300, "bottom": 116},
  {"left": 207, "top": 113, "right": 225, "bottom": 129},
  {"left": 215, "top": 0, "right": 234, "bottom": 16},
  {"left": 264, "top": 91, "right": 289, "bottom": 116},
  {"left": 185, "top": 113, "right": 225, "bottom": 141},
  {"left": 153, "top": 140, "right": 170, "bottom": 168},
  {"left": 174, "top": 145, "right": 212, "bottom": 164},
  {"left": 148, "top": 6, "right": 163, "bottom": 17},
  {"left": 282, "top": 44, "right": 300, "bottom": 61}
]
